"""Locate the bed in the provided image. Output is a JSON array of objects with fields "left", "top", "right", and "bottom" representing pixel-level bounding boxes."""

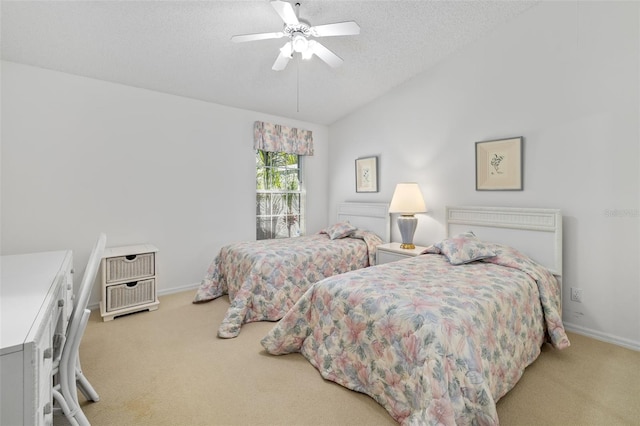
[
  {"left": 193, "top": 202, "right": 390, "bottom": 338},
  {"left": 261, "top": 206, "right": 570, "bottom": 425}
]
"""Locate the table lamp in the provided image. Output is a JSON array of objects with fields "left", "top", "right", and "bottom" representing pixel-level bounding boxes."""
[{"left": 388, "top": 182, "right": 427, "bottom": 249}]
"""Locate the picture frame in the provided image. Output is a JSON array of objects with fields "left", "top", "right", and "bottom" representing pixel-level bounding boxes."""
[
  {"left": 355, "top": 156, "right": 378, "bottom": 193},
  {"left": 475, "top": 137, "right": 523, "bottom": 191}
]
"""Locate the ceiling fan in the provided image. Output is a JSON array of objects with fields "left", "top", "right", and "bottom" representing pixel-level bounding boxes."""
[{"left": 231, "top": 0, "right": 360, "bottom": 71}]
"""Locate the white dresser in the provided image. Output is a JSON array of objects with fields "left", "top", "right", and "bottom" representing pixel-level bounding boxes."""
[{"left": 1, "top": 250, "right": 74, "bottom": 426}]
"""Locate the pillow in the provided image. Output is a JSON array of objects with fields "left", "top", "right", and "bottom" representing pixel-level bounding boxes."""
[
  {"left": 434, "top": 231, "right": 496, "bottom": 265},
  {"left": 420, "top": 245, "right": 441, "bottom": 255},
  {"left": 480, "top": 243, "right": 536, "bottom": 268},
  {"left": 323, "top": 222, "right": 357, "bottom": 240}
]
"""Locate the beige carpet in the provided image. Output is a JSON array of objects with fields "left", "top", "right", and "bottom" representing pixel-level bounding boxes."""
[{"left": 56, "top": 290, "right": 640, "bottom": 425}]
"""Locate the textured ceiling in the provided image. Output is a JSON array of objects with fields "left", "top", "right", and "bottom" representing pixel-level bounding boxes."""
[{"left": 1, "top": 1, "right": 538, "bottom": 125}]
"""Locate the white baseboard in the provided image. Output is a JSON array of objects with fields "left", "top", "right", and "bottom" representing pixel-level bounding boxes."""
[
  {"left": 157, "top": 282, "right": 201, "bottom": 297},
  {"left": 563, "top": 322, "right": 640, "bottom": 352}
]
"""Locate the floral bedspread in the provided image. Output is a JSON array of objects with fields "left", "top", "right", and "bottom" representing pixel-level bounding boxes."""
[
  {"left": 261, "top": 249, "right": 570, "bottom": 425},
  {"left": 193, "top": 230, "right": 382, "bottom": 338}
]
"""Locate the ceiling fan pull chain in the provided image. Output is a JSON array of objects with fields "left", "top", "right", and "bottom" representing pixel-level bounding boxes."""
[{"left": 296, "top": 55, "right": 300, "bottom": 113}]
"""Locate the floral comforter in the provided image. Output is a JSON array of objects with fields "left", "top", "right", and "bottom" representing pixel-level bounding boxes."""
[
  {"left": 193, "top": 230, "right": 381, "bottom": 338},
  {"left": 261, "top": 247, "right": 570, "bottom": 425}
]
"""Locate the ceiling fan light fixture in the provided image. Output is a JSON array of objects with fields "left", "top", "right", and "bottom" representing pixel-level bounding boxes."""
[
  {"left": 291, "top": 33, "right": 308, "bottom": 53},
  {"left": 301, "top": 40, "right": 315, "bottom": 60}
]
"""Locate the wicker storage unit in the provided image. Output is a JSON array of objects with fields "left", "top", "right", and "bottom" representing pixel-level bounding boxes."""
[
  {"left": 106, "top": 253, "right": 155, "bottom": 283},
  {"left": 100, "top": 244, "right": 159, "bottom": 321}
]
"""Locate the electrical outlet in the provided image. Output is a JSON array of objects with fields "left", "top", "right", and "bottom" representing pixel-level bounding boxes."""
[{"left": 570, "top": 287, "right": 583, "bottom": 303}]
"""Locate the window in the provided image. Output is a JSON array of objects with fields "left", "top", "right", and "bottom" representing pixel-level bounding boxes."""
[{"left": 256, "top": 150, "right": 304, "bottom": 240}]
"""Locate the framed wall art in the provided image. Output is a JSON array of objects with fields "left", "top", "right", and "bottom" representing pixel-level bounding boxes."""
[
  {"left": 355, "top": 156, "right": 378, "bottom": 193},
  {"left": 475, "top": 137, "right": 523, "bottom": 191}
]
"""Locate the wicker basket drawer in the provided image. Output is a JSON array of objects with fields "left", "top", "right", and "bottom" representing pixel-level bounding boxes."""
[
  {"left": 106, "top": 252, "right": 155, "bottom": 283},
  {"left": 106, "top": 279, "right": 156, "bottom": 312}
]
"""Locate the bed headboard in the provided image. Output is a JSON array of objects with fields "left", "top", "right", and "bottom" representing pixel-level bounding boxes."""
[
  {"left": 337, "top": 202, "right": 390, "bottom": 243},
  {"left": 446, "top": 206, "right": 562, "bottom": 277}
]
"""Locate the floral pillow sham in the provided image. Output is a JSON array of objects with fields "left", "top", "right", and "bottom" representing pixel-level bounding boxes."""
[
  {"left": 420, "top": 245, "right": 441, "bottom": 255},
  {"left": 433, "top": 231, "right": 496, "bottom": 265},
  {"left": 322, "top": 222, "right": 357, "bottom": 240}
]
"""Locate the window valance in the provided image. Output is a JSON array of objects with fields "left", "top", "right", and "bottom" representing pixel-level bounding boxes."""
[{"left": 253, "top": 121, "right": 314, "bottom": 156}]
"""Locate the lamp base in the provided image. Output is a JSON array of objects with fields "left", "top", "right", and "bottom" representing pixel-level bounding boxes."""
[{"left": 397, "top": 215, "right": 418, "bottom": 250}]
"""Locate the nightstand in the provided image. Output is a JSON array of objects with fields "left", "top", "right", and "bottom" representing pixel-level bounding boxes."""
[
  {"left": 99, "top": 244, "right": 159, "bottom": 321},
  {"left": 376, "top": 242, "right": 428, "bottom": 265}
]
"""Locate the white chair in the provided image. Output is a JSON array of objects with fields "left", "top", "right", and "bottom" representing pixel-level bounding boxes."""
[{"left": 53, "top": 233, "right": 106, "bottom": 426}]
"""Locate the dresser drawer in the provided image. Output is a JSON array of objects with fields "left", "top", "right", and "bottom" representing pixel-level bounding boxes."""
[
  {"left": 52, "top": 255, "right": 73, "bottom": 365},
  {"left": 53, "top": 272, "right": 71, "bottom": 328},
  {"left": 106, "top": 252, "right": 155, "bottom": 283},
  {"left": 62, "top": 257, "right": 74, "bottom": 322},
  {"left": 106, "top": 278, "right": 156, "bottom": 312},
  {"left": 33, "top": 318, "right": 54, "bottom": 426}
]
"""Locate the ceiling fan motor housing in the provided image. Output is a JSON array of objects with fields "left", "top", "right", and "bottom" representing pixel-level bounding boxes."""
[{"left": 284, "top": 23, "right": 311, "bottom": 38}]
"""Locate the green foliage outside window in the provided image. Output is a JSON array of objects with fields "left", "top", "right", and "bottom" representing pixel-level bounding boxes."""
[{"left": 256, "top": 150, "right": 303, "bottom": 239}]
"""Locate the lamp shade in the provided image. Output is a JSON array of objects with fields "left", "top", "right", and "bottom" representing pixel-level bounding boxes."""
[{"left": 388, "top": 183, "right": 427, "bottom": 214}]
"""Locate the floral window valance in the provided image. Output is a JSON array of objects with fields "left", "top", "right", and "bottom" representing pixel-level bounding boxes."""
[{"left": 253, "top": 121, "right": 314, "bottom": 156}]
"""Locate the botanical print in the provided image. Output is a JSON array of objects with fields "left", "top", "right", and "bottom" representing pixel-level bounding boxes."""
[
  {"left": 356, "top": 158, "right": 377, "bottom": 192},
  {"left": 356, "top": 157, "right": 378, "bottom": 192},
  {"left": 362, "top": 167, "right": 371, "bottom": 184},
  {"left": 357, "top": 161, "right": 374, "bottom": 189},
  {"left": 476, "top": 137, "right": 522, "bottom": 190},
  {"left": 489, "top": 151, "right": 506, "bottom": 175}
]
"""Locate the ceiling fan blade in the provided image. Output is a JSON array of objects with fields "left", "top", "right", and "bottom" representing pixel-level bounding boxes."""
[
  {"left": 308, "top": 40, "right": 343, "bottom": 68},
  {"left": 271, "top": 0, "right": 299, "bottom": 26},
  {"left": 272, "top": 42, "right": 293, "bottom": 71},
  {"left": 231, "top": 32, "right": 284, "bottom": 43},
  {"left": 310, "top": 21, "right": 360, "bottom": 37}
]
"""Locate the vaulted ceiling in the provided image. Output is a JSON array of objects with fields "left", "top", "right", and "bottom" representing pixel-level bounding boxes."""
[{"left": 1, "top": 1, "right": 538, "bottom": 125}]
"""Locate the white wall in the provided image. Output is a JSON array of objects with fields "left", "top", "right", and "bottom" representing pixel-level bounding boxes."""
[
  {"left": 1, "top": 61, "right": 329, "bottom": 307},
  {"left": 328, "top": 1, "right": 639, "bottom": 349}
]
